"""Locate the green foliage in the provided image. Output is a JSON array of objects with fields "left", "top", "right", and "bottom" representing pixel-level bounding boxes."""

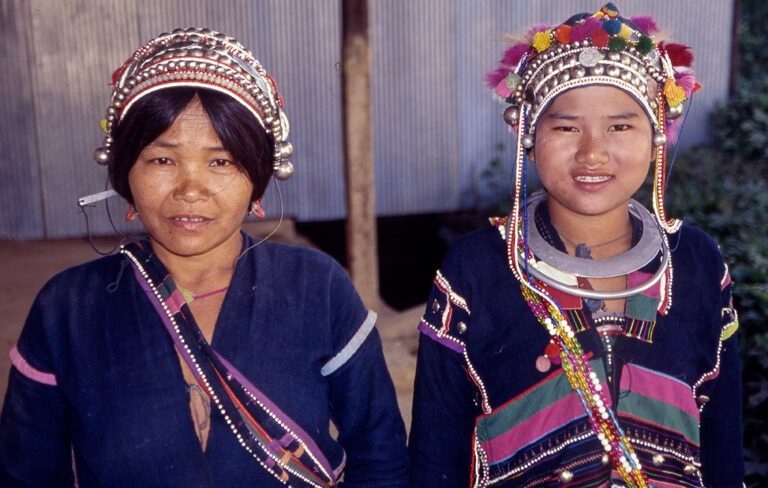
[{"left": 663, "top": 150, "right": 768, "bottom": 485}]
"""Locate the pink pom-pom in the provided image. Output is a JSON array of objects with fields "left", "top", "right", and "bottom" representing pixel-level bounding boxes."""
[
  {"left": 666, "top": 117, "right": 683, "bottom": 145},
  {"left": 675, "top": 73, "right": 697, "bottom": 97},
  {"left": 571, "top": 17, "right": 600, "bottom": 42},
  {"left": 502, "top": 43, "right": 530, "bottom": 67},
  {"left": 484, "top": 65, "right": 510, "bottom": 89},
  {"left": 527, "top": 23, "right": 551, "bottom": 36},
  {"left": 630, "top": 15, "right": 660, "bottom": 35},
  {"left": 495, "top": 78, "right": 512, "bottom": 98}
]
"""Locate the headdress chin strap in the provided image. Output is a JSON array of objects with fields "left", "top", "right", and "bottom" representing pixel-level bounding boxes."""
[{"left": 94, "top": 27, "right": 294, "bottom": 180}]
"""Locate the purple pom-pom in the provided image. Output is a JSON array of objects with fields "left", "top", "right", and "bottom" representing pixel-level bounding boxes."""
[
  {"left": 630, "top": 15, "right": 660, "bottom": 35},
  {"left": 571, "top": 17, "right": 601, "bottom": 42},
  {"left": 484, "top": 65, "right": 511, "bottom": 89},
  {"left": 502, "top": 43, "right": 530, "bottom": 67}
]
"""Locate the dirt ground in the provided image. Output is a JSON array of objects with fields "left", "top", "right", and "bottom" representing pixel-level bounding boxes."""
[{"left": 0, "top": 220, "right": 421, "bottom": 429}]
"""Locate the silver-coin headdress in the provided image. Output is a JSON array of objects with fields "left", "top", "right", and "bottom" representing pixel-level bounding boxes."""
[
  {"left": 94, "top": 27, "right": 294, "bottom": 180},
  {"left": 487, "top": 2, "right": 699, "bottom": 233}
]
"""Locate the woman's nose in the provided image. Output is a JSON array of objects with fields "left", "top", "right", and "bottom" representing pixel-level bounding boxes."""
[
  {"left": 173, "top": 167, "right": 209, "bottom": 202},
  {"left": 575, "top": 133, "right": 609, "bottom": 167}
]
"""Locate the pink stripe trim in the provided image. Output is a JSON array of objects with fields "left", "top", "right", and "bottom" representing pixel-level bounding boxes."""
[
  {"left": 481, "top": 391, "right": 585, "bottom": 463},
  {"left": 165, "top": 288, "right": 187, "bottom": 315},
  {"left": 620, "top": 363, "right": 698, "bottom": 417},
  {"left": 9, "top": 345, "right": 57, "bottom": 386}
]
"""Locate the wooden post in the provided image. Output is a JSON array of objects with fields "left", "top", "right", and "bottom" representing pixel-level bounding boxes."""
[{"left": 341, "top": 0, "right": 379, "bottom": 307}]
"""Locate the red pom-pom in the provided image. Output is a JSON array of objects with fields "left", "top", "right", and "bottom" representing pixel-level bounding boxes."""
[
  {"left": 663, "top": 43, "right": 694, "bottom": 67},
  {"left": 555, "top": 24, "right": 572, "bottom": 44},
  {"left": 591, "top": 29, "right": 610, "bottom": 48}
]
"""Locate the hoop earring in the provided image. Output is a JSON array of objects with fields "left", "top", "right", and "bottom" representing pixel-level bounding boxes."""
[
  {"left": 249, "top": 200, "right": 265, "bottom": 219},
  {"left": 125, "top": 205, "right": 139, "bottom": 222}
]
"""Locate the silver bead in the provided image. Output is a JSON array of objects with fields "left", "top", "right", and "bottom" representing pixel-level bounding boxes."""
[
  {"left": 667, "top": 103, "right": 684, "bottom": 119},
  {"left": 592, "top": 65, "right": 605, "bottom": 76},
  {"left": 521, "top": 134, "right": 534, "bottom": 149},
  {"left": 93, "top": 147, "right": 110, "bottom": 165},
  {"left": 572, "top": 66, "right": 586, "bottom": 78},
  {"left": 277, "top": 141, "right": 293, "bottom": 159},
  {"left": 653, "top": 132, "right": 667, "bottom": 147},
  {"left": 652, "top": 453, "right": 665, "bottom": 466},
  {"left": 601, "top": 454, "right": 610, "bottom": 465},
  {"left": 558, "top": 470, "right": 573, "bottom": 483},
  {"left": 558, "top": 71, "right": 570, "bottom": 83},
  {"left": 456, "top": 321, "right": 468, "bottom": 334},
  {"left": 503, "top": 106, "right": 519, "bottom": 126},
  {"left": 274, "top": 161, "right": 294, "bottom": 180},
  {"left": 607, "top": 66, "right": 621, "bottom": 77}
]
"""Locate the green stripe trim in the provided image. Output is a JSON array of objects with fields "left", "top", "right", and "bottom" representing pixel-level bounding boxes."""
[
  {"left": 477, "top": 359, "right": 607, "bottom": 441},
  {"left": 617, "top": 390, "right": 700, "bottom": 443}
]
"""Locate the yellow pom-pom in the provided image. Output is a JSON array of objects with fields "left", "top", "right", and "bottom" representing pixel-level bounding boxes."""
[
  {"left": 618, "top": 23, "right": 632, "bottom": 39},
  {"left": 664, "top": 78, "right": 686, "bottom": 106},
  {"left": 532, "top": 30, "right": 553, "bottom": 52},
  {"left": 99, "top": 119, "right": 108, "bottom": 134}
]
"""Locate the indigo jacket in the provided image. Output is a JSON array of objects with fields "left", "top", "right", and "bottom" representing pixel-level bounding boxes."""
[
  {"left": 0, "top": 235, "right": 408, "bottom": 487},
  {"left": 409, "top": 220, "right": 743, "bottom": 488}
]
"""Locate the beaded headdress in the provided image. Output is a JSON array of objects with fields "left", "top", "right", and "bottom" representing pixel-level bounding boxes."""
[
  {"left": 93, "top": 27, "right": 294, "bottom": 180},
  {"left": 487, "top": 2, "right": 699, "bottom": 233}
]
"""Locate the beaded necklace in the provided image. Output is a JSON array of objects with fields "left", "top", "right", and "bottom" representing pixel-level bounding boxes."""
[{"left": 503, "top": 101, "right": 651, "bottom": 486}]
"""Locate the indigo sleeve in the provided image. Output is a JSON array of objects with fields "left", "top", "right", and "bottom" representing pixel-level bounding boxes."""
[
  {"left": 408, "top": 315, "right": 476, "bottom": 486},
  {"left": 324, "top": 268, "right": 409, "bottom": 487},
  {"left": 0, "top": 300, "right": 73, "bottom": 487}
]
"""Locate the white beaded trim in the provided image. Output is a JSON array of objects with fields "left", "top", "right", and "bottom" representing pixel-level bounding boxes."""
[{"left": 122, "top": 248, "right": 328, "bottom": 487}]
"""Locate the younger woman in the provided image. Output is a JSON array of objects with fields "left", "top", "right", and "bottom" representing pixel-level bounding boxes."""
[{"left": 409, "top": 4, "right": 743, "bottom": 487}]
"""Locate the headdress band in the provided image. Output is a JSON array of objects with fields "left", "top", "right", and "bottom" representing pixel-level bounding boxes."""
[{"left": 94, "top": 27, "right": 294, "bottom": 180}]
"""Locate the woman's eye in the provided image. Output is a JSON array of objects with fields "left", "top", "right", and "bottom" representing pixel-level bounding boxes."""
[
  {"left": 554, "top": 126, "right": 578, "bottom": 132},
  {"left": 211, "top": 159, "right": 233, "bottom": 167},
  {"left": 150, "top": 157, "right": 172, "bottom": 165},
  {"left": 609, "top": 124, "right": 631, "bottom": 132}
]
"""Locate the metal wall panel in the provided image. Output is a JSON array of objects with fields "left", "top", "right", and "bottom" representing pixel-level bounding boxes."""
[
  {"left": 0, "top": 0, "right": 735, "bottom": 238},
  {"left": 0, "top": 0, "right": 45, "bottom": 239}
]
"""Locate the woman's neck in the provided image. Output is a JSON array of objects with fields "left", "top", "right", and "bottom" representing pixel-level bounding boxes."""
[
  {"left": 547, "top": 201, "right": 634, "bottom": 260},
  {"left": 150, "top": 233, "right": 243, "bottom": 291}
]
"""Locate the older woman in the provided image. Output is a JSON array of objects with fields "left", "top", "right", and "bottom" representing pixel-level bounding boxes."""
[{"left": 0, "top": 28, "right": 408, "bottom": 487}]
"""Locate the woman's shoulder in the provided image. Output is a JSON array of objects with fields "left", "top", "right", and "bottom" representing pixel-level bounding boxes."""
[
  {"left": 672, "top": 224, "right": 726, "bottom": 266},
  {"left": 37, "top": 253, "right": 127, "bottom": 299}
]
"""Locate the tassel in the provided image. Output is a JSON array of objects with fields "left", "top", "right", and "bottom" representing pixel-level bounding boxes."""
[
  {"left": 629, "top": 15, "right": 660, "bottom": 35},
  {"left": 663, "top": 43, "right": 694, "bottom": 67}
]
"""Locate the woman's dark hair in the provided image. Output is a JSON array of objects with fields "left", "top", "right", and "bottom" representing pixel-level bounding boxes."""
[{"left": 109, "top": 87, "right": 274, "bottom": 203}]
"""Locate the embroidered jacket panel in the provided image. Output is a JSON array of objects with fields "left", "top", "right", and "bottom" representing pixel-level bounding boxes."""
[
  {"left": 409, "top": 225, "right": 743, "bottom": 487},
  {"left": 0, "top": 235, "right": 409, "bottom": 487}
]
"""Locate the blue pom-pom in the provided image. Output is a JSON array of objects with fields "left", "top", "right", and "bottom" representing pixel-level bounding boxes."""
[
  {"left": 603, "top": 19, "right": 622, "bottom": 35},
  {"left": 605, "top": 2, "right": 619, "bottom": 12}
]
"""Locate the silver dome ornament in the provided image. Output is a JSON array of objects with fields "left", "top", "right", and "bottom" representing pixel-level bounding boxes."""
[
  {"left": 652, "top": 132, "right": 667, "bottom": 147},
  {"left": 276, "top": 140, "right": 293, "bottom": 160},
  {"left": 521, "top": 133, "right": 534, "bottom": 149},
  {"left": 503, "top": 106, "right": 519, "bottom": 126},
  {"left": 667, "top": 103, "right": 684, "bottom": 119},
  {"left": 274, "top": 161, "right": 294, "bottom": 180},
  {"left": 652, "top": 454, "right": 665, "bottom": 466},
  {"left": 93, "top": 147, "right": 110, "bottom": 165}
]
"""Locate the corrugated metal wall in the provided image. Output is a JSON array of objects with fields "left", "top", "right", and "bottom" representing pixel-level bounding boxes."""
[{"left": 0, "top": 0, "right": 735, "bottom": 239}]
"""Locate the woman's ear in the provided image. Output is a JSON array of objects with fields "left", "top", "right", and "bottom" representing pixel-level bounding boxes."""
[{"left": 527, "top": 147, "right": 536, "bottom": 163}]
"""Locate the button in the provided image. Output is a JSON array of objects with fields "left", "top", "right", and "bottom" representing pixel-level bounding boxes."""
[
  {"left": 431, "top": 299, "right": 440, "bottom": 313},
  {"left": 601, "top": 454, "right": 610, "bottom": 465},
  {"left": 683, "top": 464, "right": 697, "bottom": 476},
  {"left": 697, "top": 394, "right": 710, "bottom": 404},
  {"left": 652, "top": 454, "right": 664, "bottom": 466},
  {"left": 456, "top": 321, "right": 468, "bottom": 334},
  {"left": 558, "top": 470, "right": 573, "bottom": 483}
]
